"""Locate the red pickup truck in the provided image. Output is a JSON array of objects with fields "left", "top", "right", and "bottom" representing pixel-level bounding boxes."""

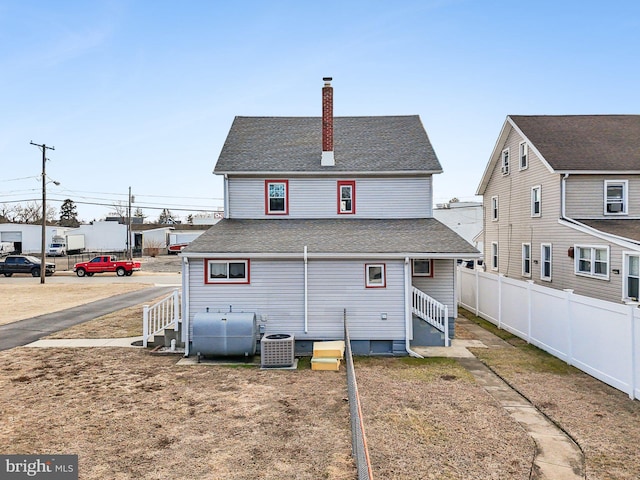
[{"left": 74, "top": 256, "right": 141, "bottom": 277}]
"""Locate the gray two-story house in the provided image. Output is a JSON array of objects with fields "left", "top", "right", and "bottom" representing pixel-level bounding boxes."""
[
  {"left": 180, "top": 79, "right": 478, "bottom": 356},
  {"left": 477, "top": 114, "right": 640, "bottom": 304}
]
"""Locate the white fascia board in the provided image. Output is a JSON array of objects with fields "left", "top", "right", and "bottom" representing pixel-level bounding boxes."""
[
  {"left": 554, "top": 170, "right": 640, "bottom": 175},
  {"left": 558, "top": 218, "right": 640, "bottom": 251},
  {"left": 181, "top": 251, "right": 482, "bottom": 260},
  {"left": 476, "top": 118, "right": 512, "bottom": 195},
  {"left": 214, "top": 170, "right": 442, "bottom": 177}
]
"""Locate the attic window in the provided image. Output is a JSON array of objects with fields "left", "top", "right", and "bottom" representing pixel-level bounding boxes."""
[
  {"left": 519, "top": 142, "right": 528, "bottom": 170},
  {"left": 265, "top": 180, "right": 289, "bottom": 215},
  {"left": 501, "top": 149, "right": 510, "bottom": 175}
]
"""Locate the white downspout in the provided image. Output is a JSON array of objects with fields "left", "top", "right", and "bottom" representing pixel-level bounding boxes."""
[
  {"left": 304, "top": 246, "right": 308, "bottom": 334},
  {"left": 224, "top": 174, "right": 230, "bottom": 218},
  {"left": 561, "top": 173, "right": 569, "bottom": 219},
  {"left": 404, "top": 256, "right": 423, "bottom": 358},
  {"left": 182, "top": 256, "right": 190, "bottom": 357}
]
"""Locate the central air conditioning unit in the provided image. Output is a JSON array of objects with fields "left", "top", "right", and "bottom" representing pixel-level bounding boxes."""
[{"left": 261, "top": 333, "right": 295, "bottom": 368}]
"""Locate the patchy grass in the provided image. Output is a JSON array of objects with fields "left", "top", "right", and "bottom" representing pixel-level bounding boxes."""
[
  {"left": 462, "top": 309, "right": 640, "bottom": 480},
  {"left": 458, "top": 307, "right": 520, "bottom": 342},
  {"left": 355, "top": 357, "right": 533, "bottom": 479},
  {"left": 46, "top": 294, "right": 169, "bottom": 339},
  {"left": 0, "top": 283, "right": 149, "bottom": 326}
]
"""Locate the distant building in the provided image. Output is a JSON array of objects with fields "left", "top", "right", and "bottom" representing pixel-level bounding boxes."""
[{"left": 433, "top": 201, "right": 483, "bottom": 253}]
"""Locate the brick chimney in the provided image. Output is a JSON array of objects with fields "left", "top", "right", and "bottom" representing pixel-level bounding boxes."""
[{"left": 321, "top": 77, "right": 335, "bottom": 166}]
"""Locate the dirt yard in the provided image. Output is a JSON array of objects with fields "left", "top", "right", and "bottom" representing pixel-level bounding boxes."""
[
  {"left": 2, "top": 285, "right": 640, "bottom": 479},
  {"left": 0, "top": 283, "right": 149, "bottom": 325}
]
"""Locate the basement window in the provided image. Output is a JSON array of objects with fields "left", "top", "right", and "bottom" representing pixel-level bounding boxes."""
[{"left": 205, "top": 259, "right": 250, "bottom": 284}]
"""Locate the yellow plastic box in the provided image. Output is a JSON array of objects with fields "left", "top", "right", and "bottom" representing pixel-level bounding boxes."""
[
  {"left": 312, "top": 340, "right": 345, "bottom": 359},
  {"left": 311, "top": 357, "right": 341, "bottom": 371}
]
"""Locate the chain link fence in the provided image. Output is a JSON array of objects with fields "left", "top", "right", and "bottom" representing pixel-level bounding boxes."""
[{"left": 344, "top": 309, "right": 374, "bottom": 480}]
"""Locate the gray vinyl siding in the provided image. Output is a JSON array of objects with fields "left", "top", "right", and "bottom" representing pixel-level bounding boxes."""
[
  {"left": 187, "top": 258, "right": 406, "bottom": 342},
  {"left": 227, "top": 176, "right": 433, "bottom": 219},
  {"left": 482, "top": 128, "right": 561, "bottom": 278},
  {"left": 481, "top": 129, "right": 639, "bottom": 303},
  {"left": 565, "top": 175, "right": 640, "bottom": 219},
  {"left": 411, "top": 259, "right": 455, "bottom": 312}
]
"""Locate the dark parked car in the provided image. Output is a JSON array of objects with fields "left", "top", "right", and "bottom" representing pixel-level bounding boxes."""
[{"left": 0, "top": 255, "right": 56, "bottom": 277}]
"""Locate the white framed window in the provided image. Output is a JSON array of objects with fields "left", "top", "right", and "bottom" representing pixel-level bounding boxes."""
[
  {"left": 491, "top": 196, "right": 499, "bottom": 221},
  {"left": 623, "top": 253, "right": 640, "bottom": 301},
  {"left": 265, "top": 180, "right": 289, "bottom": 215},
  {"left": 531, "top": 185, "right": 541, "bottom": 217},
  {"left": 337, "top": 180, "right": 355, "bottom": 214},
  {"left": 522, "top": 243, "right": 531, "bottom": 277},
  {"left": 519, "top": 142, "right": 528, "bottom": 170},
  {"left": 491, "top": 242, "right": 499, "bottom": 270},
  {"left": 205, "top": 259, "right": 250, "bottom": 284},
  {"left": 575, "top": 245, "right": 609, "bottom": 279},
  {"left": 604, "top": 180, "right": 628, "bottom": 215},
  {"left": 412, "top": 259, "right": 433, "bottom": 277},
  {"left": 541, "top": 243, "right": 552, "bottom": 281},
  {"left": 365, "top": 263, "right": 386, "bottom": 288},
  {"left": 501, "top": 149, "right": 510, "bottom": 175}
]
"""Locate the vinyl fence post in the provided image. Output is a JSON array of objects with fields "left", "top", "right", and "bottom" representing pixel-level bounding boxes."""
[
  {"left": 498, "top": 274, "right": 504, "bottom": 330},
  {"left": 627, "top": 302, "right": 639, "bottom": 400},
  {"left": 564, "top": 289, "right": 574, "bottom": 366},
  {"left": 474, "top": 268, "right": 479, "bottom": 316},
  {"left": 526, "top": 280, "right": 534, "bottom": 343}
]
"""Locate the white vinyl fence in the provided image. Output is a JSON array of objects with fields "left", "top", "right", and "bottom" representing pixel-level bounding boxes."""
[{"left": 458, "top": 268, "right": 640, "bottom": 400}]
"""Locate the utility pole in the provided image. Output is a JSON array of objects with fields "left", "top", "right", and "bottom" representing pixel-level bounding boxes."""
[
  {"left": 127, "top": 186, "right": 134, "bottom": 260},
  {"left": 31, "top": 141, "right": 55, "bottom": 285}
]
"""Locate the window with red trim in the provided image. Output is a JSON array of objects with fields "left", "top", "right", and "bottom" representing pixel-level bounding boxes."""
[
  {"left": 412, "top": 259, "right": 433, "bottom": 277},
  {"left": 205, "top": 259, "right": 250, "bottom": 284},
  {"left": 365, "top": 263, "right": 386, "bottom": 288},
  {"left": 337, "top": 180, "right": 356, "bottom": 214},
  {"left": 265, "top": 180, "right": 289, "bottom": 215}
]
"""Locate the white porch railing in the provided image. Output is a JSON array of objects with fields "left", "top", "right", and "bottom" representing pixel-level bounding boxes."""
[
  {"left": 143, "top": 288, "right": 181, "bottom": 348},
  {"left": 412, "top": 286, "right": 450, "bottom": 346}
]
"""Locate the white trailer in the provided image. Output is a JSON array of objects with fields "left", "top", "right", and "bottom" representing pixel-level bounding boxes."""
[{"left": 66, "top": 234, "right": 85, "bottom": 254}]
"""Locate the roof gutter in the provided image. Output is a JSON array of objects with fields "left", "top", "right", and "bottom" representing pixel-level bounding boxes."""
[
  {"left": 181, "top": 251, "right": 482, "bottom": 260},
  {"left": 561, "top": 173, "right": 569, "bottom": 219},
  {"left": 213, "top": 169, "right": 443, "bottom": 177}
]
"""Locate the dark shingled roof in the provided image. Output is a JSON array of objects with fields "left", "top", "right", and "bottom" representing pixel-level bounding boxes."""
[
  {"left": 213, "top": 116, "right": 442, "bottom": 174},
  {"left": 510, "top": 115, "right": 640, "bottom": 172},
  {"left": 183, "top": 219, "right": 478, "bottom": 256},
  {"left": 577, "top": 219, "right": 640, "bottom": 244}
]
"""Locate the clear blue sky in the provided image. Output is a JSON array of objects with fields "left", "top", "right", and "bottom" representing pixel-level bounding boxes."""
[{"left": 1, "top": 0, "right": 638, "bottom": 222}]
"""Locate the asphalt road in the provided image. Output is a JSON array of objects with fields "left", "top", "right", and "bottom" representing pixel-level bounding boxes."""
[{"left": 0, "top": 285, "right": 176, "bottom": 351}]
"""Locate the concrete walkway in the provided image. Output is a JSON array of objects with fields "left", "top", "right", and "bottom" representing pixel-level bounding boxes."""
[
  {"left": 0, "top": 286, "right": 175, "bottom": 351},
  {"left": 414, "top": 317, "right": 585, "bottom": 480}
]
